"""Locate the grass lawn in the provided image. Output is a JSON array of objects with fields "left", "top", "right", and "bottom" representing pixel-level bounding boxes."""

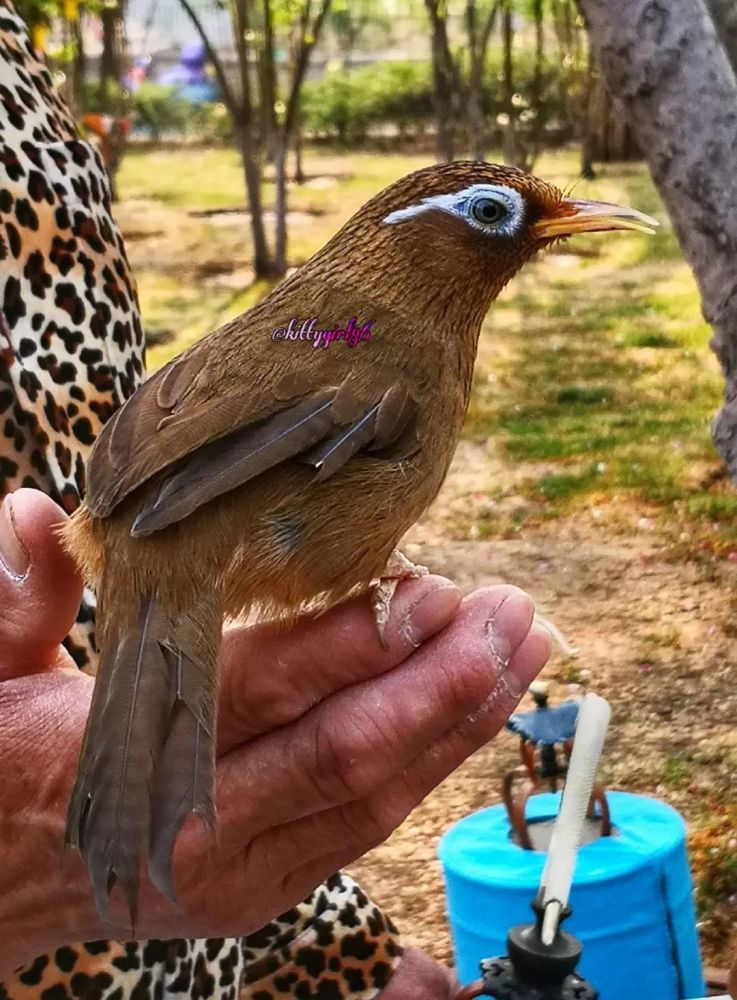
[{"left": 116, "top": 145, "right": 736, "bottom": 557}]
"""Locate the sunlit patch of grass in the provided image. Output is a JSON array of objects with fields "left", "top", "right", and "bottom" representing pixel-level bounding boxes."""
[
  {"left": 462, "top": 156, "right": 734, "bottom": 552},
  {"left": 619, "top": 331, "right": 679, "bottom": 349},
  {"left": 556, "top": 385, "right": 613, "bottom": 405},
  {"left": 661, "top": 756, "right": 695, "bottom": 789},
  {"left": 119, "top": 148, "right": 265, "bottom": 210},
  {"left": 139, "top": 273, "right": 270, "bottom": 369},
  {"left": 527, "top": 466, "right": 600, "bottom": 502}
]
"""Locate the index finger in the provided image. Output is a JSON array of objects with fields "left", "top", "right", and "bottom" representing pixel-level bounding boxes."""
[{"left": 217, "top": 573, "right": 462, "bottom": 753}]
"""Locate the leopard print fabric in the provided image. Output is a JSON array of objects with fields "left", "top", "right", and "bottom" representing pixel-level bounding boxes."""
[
  {"left": 1, "top": 876, "right": 400, "bottom": 1000},
  {"left": 0, "top": 0, "right": 143, "bottom": 668},
  {"left": 0, "top": 4, "right": 403, "bottom": 997}
]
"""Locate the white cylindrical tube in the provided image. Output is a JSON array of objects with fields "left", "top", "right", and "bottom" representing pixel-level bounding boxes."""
[{"left": 539, "top": 692, "right": 611, "bottom": 945}]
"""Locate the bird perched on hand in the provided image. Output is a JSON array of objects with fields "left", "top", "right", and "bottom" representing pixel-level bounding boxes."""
[{"left": 61, "top": 161, "right": 656, "bottom": 923}]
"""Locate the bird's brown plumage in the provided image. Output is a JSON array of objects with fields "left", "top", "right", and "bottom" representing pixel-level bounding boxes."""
[{"left": 61, "top": 161, "right": 644, "bottom": 924}]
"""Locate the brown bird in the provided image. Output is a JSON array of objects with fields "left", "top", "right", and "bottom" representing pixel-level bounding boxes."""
[{"left": 61, "top": 161, "right": 656, "bottom": 923}]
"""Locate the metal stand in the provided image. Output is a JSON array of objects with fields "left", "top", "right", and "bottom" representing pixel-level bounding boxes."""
[
  {"left": 452, "top": 900, "right": 598, "bottom": 1000},
  {"left": 502, "top": 686, "right": 611, "bottom": 850}
]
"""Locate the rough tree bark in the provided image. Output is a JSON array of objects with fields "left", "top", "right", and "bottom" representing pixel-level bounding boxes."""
[
  {"left": 705, "top": 0, "right": 737, "bottom": 76},
  {"left": 577, "top": 0, "right": 737, "bottom": 480}
]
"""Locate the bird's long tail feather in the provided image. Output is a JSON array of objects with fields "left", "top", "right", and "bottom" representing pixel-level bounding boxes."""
[{"left": 65, "top": 585, "right": 221, "bottom": 927}]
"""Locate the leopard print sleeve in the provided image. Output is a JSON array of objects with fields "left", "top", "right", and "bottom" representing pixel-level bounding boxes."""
[
  {"left": 0, "top": 0, "right": 145, "bottom": 669},
  {"left": 241, "top": 873, "right": 403, "bottom": 999},
  {"left": 0, "top": 872, "right": 404, "bottom": 1000}
]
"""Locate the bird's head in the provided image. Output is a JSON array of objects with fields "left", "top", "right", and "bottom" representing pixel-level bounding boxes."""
[{"left": 315, "top": 161, "right": 657, "bottom": 330}]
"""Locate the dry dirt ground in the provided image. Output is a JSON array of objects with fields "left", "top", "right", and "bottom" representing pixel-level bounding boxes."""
[{"left": 349, "top": 440, "right": 737, "bottom": 972}]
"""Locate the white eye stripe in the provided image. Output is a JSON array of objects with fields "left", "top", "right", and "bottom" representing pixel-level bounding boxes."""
[{"left": 384, "top": 183, "right": 526, "bottom": 237}]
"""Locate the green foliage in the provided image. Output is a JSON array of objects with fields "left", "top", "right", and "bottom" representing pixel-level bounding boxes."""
[
  {"left": 302, "top": 73, "right": 368, "bottom": 143},
  {"left": 301, "top": 61, "right": 434, "bottom": 142},
  {"left": 13, "top": 0, "right": 57, "bottom": 26},
  {"left": 14, "top": 0, "right": 104, "bottom": 27},
  {"left": 300, "top": 51, "right": 575, "bottom": 146},
  {"left": 83, "top": 81, "right": 234, "bottom": 143},
  {"left": 328, "top": 0, "right": 391, "bottom": 53},
  {"left": 130, "top": 84, "right": 191, "bottom": 139}
]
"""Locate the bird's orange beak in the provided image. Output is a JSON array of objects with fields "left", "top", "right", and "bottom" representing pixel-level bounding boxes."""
[{"left": 533, "top": 198, "right": 659, "bottom": 239}]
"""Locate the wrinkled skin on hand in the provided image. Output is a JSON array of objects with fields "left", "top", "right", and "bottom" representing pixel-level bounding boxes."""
[{"left": 0, "top": 488, "right": 549, "bottom": 988}]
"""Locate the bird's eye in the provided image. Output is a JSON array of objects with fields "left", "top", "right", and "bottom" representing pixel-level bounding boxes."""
[{"left": 470, "top": 197, "right": 508, "bottom": 227}]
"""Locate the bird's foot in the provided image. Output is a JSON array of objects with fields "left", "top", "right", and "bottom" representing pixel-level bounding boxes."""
[{"left": 371, "top": 550, "right": 429, "bottom": 649}]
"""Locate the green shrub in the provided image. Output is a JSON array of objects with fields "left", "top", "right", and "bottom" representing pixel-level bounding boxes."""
[
  {"left": 302, "top": 72, "right": 369, "bottom": 142},
  {"left": 302, "top": 60, "right": 433, "bottom": 141},
  {"left": 301, "top": 53, "right": 575, "bottom": 146},
  {"left": 130, "top": 83, "right": 194, "bottom": 140}
]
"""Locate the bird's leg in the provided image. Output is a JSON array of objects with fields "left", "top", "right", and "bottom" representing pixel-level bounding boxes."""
[{"left": 371, "top": 549, "right": 429, "bottom": 648}]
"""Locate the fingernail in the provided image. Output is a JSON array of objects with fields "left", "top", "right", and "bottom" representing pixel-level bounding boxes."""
[
  {"left": 484, "top": 591, "right": 535, "bottom": 669},
  {"left": 499, "top": 624, "right": 552, "bottom": 699},
  {"left": 0, "top": 497, "right": 30, "bottom": 579},
  {"left": 498, "top": 664, "right": 526, "bottom": 700},
  {"left": 401, "top": 583, "right": 461, "bottom": 647}
]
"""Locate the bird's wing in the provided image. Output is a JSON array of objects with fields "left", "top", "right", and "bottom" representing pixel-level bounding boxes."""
[{"left": 86, "top": 341, "right": 420, "bottom": 534}]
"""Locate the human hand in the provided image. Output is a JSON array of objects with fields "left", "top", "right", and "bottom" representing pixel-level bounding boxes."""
[
  {"left": 0, "top": 488, "right": 550, "bottom": 978},
  {"left": 378, "top": 947, "right": 458, "bottom": 999}
]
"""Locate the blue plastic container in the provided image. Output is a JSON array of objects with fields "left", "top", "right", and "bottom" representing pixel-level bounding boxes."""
[{"left": 438, "top": 791, "right": 705, "bottom": 1000}]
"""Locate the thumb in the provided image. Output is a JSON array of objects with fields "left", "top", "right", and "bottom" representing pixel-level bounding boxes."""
[{"left": 0, "top": 488, "right": 83, "bottom": 678}]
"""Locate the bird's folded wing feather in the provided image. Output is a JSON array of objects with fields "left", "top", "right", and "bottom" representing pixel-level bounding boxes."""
[{"left": 84, "top": 341, "right": 420, "bottom": 533}]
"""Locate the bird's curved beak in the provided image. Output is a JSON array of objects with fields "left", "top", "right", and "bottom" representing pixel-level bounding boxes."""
[{"left": 533, "top": 198, "right": 659, "bottom": 238}]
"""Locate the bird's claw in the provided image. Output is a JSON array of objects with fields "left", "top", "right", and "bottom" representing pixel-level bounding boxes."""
[{"left": 371, "top": 550, "right": 429, "bottom": 648}]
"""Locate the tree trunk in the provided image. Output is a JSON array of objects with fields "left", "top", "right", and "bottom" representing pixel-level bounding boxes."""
[
  {"left": 704, "top": 0, "right": 737, "bottom": 76},
  {"left": 294, "top": 121, "right": 305, "bottom": 183},
  {"left": 273, "top": 128, "right": 288, "bottom": 277},
  {"left": 467, "top": 77, "right": 486, "bottom": 160},
  {"left": 259, "top": 0, "right": 277, "bottom": 158},
  {"left": 99, "top": 2, "right": 122, "bottom": 109},
  {"left": 72, "top": 16, "right": 86, "bottom": 113},
  {"left": 501, "top": 0, "right": 518, "bottom": 166},
  {"left": 465, "top": 1, "right": 499, "bottom": 161},
  {"left": 579, "top": 47, "right": 596, "bottom": 178},
  {"left": 432, "top": 41, "right": 455, "bottom": 161},
  {"left": 466, "top": 0, "right": 484, "bottom": 159},
  {"left": 533, "top": 0, "right": 544, "bottom": 97},
  {"left": 525, "top": 0, "right": 545, "bottom": 170},
  {"left": 577, "top": 0, "right": 737, "bottom": 479},
  {"left": 425, "top": 1, "right": 456, "bottom": 162},
  {"left": 236, "top": 122, "right": 276, "bottom": 279}
]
